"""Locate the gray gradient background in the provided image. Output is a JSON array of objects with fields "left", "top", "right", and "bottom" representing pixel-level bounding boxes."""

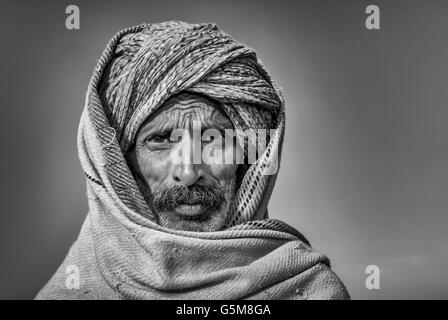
[{"left": 1, "top": 0, "right": 447, "bottom": 299}]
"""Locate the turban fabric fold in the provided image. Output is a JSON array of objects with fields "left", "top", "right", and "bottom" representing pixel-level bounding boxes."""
[{"left": 36, "top": 22, "right": 350, "bottom": 300}]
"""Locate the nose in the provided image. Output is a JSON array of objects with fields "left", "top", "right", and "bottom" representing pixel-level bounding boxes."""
[
  {"left": 171, "top": 131, "right": 205, "bottom": 187},
  {"left": 173, "top": 162, "right": 204, "bottom": 186}
]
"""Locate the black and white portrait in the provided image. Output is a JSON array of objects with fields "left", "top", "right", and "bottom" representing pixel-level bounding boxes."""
[{"left": 1, "top": 0, "right": 447, "bottom": 302}]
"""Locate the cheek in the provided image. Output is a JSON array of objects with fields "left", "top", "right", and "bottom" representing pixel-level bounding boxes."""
[
  {"left": 206, "top": 143, "right": 241, "bottom": 180},
  {"left": 207, "top": 164, "right": 239, "bottom": 181},
  {"left": 136, "top": 147, "right": 172, "bottom": 192}
]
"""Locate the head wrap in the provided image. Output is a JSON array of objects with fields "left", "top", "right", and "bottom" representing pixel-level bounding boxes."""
[
  {"left": 98, "top": 21, "right": 278, "bottom": 151},
  {"left": 36, "top": 22, "right": 349, "bottom": 300},
  {"left": 94, "top": 21, "right": 286, "bottom": 227}
]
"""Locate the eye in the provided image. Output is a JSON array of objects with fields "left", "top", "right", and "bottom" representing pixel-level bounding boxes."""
[
  {"left": 146, "top": 134, "right": 172, "bottom": 145},
  {"left": 145, "top": 132, "right": 182, "bottom": 146},
  {"left": 202, "top": 129, "right": 226, "bottom": 143},
  {"left": 203, "top": 135, "right": 215, "bottom": 143}
]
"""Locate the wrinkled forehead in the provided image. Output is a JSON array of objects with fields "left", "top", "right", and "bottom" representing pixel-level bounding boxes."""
[{"left": 139, "top": 92, "right": 234, "bottom": 132}]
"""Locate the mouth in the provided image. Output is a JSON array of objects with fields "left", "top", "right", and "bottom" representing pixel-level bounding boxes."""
[{"left": 174, "top": 202, "right": 209, "bottom": 218}]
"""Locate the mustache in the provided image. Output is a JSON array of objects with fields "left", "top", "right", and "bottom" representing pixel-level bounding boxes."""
[{"left": 152, "top": 184, "right": 226, "bottom": 213}]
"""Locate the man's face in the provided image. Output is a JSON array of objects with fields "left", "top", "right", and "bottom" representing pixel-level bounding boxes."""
[{"left": 130, "top": 93, "right": 242, "bottom": 232}]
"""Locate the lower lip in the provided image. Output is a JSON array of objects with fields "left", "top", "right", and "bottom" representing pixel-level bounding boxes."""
[{"left": 174, "top": 204, "right": 208, "bottom": 216}]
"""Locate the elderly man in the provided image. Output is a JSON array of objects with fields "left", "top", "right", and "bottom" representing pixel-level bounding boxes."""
[{"left": 36, "top": 21, "right": 349, "bottom": 300}]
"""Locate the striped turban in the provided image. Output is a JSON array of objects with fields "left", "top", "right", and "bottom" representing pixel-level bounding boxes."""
[{"left": 98, "top": 21, "right": 279, "bottom": 153}]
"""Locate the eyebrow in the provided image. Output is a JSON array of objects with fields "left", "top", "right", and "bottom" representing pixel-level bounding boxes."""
[
  {"left": 138, "top": 121, "right": 174, "bottom": 137},
  {"left": 138, "top": 116, "right": 233, "bottom": 137},
  {"left": 140, "top": 109, "right": 234, "bottom": 134}
]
